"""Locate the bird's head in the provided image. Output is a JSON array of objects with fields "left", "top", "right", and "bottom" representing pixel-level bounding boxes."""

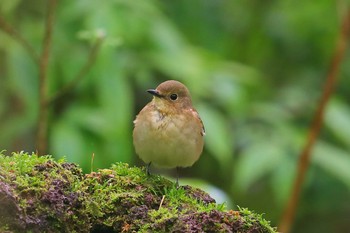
[{"left": 147, "top": 80, "right": 193, "bottom": 113}]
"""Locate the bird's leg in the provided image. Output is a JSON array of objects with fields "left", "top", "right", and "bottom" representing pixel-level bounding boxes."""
[
  {"left": 146, "top": 162, "right": 152, "bottom": 176},
  {"left": 176, "top": 167, "right": 180, "bottom": 188}
]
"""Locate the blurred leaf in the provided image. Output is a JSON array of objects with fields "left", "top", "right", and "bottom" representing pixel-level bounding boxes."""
[
  {"left": 149, "top": 20, "right": 209, "bottom": 83},
  {"left": 197, "top": 104, "right": 233, "bottom": 169},
  {"left": 325, "top": 99, "right": 350, "bottom": 148},
  {"left": 77, "top": 29, "right": 105, "bottom": 41},
  {"left": 312, "top": 141, "right": 350, "bottom": 189},
  {"left": 94, "top": 49, "right": 134, "bottom": 164},
  {"left": 0, "top": 38, "right": 38, "bottom": 149},
  {"left": 212, "top": 76, "right": 245, "bottom": 110},
  {"left": 0, "top": 0, "right": 21, "bottom": 13},
  {"left": 58, "top": 105, "right": 107, "bottom": 136},
  {"left": 50, "top": 120, "right": 87, "bottom": 167},
  {"left": 270, "top": 155, "right": 295, "bottom": 205},
  {"left": 234, "top": 142, "right": 285, "bottom": 192}
]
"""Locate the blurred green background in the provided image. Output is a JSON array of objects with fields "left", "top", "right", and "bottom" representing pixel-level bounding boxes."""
[{"left": 1, "top": 0, "right": 350, "bottom": 232}]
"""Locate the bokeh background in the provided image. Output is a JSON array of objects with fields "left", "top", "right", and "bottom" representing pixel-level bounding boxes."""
[{"left": 1, "top": 1, "right": 350, "bottom": 232}]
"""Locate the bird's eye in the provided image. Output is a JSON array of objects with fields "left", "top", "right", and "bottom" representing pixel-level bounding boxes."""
[{"left": 170, "top": 94, "right": 178, "bottom": 101}]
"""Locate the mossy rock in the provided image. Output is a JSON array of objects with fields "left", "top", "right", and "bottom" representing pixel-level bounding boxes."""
[{"left": 0, "top": 152, "right": 277, "bottom": 233}]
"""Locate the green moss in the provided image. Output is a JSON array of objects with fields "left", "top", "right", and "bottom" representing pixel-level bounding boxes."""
[
  {"left": 0, "top": 152, "right": 277, "bottom": 232},
  {"left": 0, "top": 152, "right": 88, "bottom": 232}
]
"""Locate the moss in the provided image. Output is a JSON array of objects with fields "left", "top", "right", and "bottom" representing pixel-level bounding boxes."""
[
  {"left": 0, "top": 152, "right": 89, "bottom": 232},
  {"left": 0, "top": 152, "right": 277, "bottom": 233}
]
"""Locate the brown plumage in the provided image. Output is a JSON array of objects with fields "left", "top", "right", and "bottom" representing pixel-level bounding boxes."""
[{"left": 133, "top": 80, "right": 205, "bottom": 178}]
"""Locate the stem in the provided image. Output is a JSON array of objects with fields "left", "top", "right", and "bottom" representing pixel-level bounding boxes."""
[
  {"left": 46, "top": 35, "right": 104, "bottom": 106},
  {"left": 36, "top": 0, "right": 57, "bottom": 155},
  {"left": 278, "top": 8, "right": 350, "bottom": 233},
  {"left": 0, "top": 13, "right": 39, "bottom": 63}
]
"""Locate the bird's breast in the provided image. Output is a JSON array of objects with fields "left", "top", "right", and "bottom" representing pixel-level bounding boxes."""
[{"left": 133, "top": 107, "right": 204, "bottom": 168}]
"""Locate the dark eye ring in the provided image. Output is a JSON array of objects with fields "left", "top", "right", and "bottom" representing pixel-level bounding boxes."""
[{"left": 170, "top": 94, "right": 178, "bottom": 101}]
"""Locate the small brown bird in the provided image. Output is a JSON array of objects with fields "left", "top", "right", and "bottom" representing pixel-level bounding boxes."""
[{"left": 133, "top": 80, "right": 205, "bottom": 186}]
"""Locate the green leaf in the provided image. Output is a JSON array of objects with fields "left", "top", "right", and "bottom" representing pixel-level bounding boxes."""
[
  {"left": 325, "top": 99, "right": 350, "bottom": 148},
  {"left": 50, "top": 120, "right": 87, "bottom": 166},
  {"left": 270, "top": 155, "right": 295, "bottom": 205},
  {"left": 234, "top": 143, "right": 285, "bottom": 192},
  {"left": 312, "top": 141, "right": 350, "bottom": 189},
  {"left": 197, "top": 104, "right": 233, "bottom": 169},
  {"left": 0, "top": 0, "right": 21, "bottom": 13}
]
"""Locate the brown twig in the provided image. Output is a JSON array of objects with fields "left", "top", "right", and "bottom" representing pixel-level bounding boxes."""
[
  {"left": 46, "top": 35, "right": 104, "bottom": 106},
  {"left": 278, "top": 8, "right": 350, "bottom": 233},
  {"left": 0, "top": 13, "right": 39, "bottom": 63},
  {"left": 36, "top": 0, "right": 57, "bottom": 155}
]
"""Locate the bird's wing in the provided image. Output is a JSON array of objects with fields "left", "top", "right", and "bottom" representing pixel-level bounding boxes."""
[{"left": 191, "top": 108, "right": 205, "bottom": 136}]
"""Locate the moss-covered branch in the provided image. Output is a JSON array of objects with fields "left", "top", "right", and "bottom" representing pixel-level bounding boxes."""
[{"left": 0, "top": 152, "right": 276, "bottom": 233}]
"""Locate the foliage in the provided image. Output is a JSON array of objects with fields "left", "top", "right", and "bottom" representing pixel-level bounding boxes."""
[{"left": 1, "top": 1, "right": 350, "bottom": 232}]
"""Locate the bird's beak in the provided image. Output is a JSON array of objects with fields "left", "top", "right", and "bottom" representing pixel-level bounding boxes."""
[{"left": 147, "top": 89, "right": 163, "bottom": 98}]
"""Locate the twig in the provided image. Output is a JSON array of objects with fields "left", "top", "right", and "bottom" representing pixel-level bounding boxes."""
[
  {"left": 36, "top": 0, "right": 57, "bottom": 155},
  {"left": 0, "top": 13, "right": 39, "bottom": 63},
  {"left": 278, "top": 8, "right": 350, "bottom": 233},
  {"left": 91, "top": 153, "right": 95, "bottom": 173},
  {"left": 46, "top": 35, "right": 104, "bottom": 106},
  {"left": 159, "top": 195, "right": 166, "bottom": 210}
]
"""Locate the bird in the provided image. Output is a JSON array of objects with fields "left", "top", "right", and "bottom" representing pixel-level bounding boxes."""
[{"left": 133, "top": 80, "right": 205, "bottom": 187}]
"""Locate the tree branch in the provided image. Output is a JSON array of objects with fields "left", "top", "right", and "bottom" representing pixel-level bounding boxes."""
[
  {"left": 46, "top": 35, "right": 104, "bottom": 106},
  {"left": 0, "top": 13, "right": 39, "bottom": 63},
  {"left": 278, "top": 7, "right": 350, "bottom": 233},
  {"left": 36, "top": 0, "right": 57, "bottom": 155}
]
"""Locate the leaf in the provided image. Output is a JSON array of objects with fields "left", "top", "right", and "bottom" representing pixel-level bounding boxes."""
[
  {"left": 312, "top": 141, "right": 350, "bottom": 189},
  {"left": 270, "top": 155, "right": 296, "bottom": 205},
  {"left": 197, "top": 104, "right": 234, "bottom": 169},
  {"left": 325, "top": 99, "right": 350, "bottom": 148},
  {"left": 50, "top": 120, "right": 87, "bottom": 167},
  {"left": 234, "top": 142, "right": 285, "bottom": 192},
  {"left": 0, "top": 0, "right": 21, "bottom": 13}
]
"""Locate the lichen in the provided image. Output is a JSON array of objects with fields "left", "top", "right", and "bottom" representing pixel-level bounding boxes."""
[{"left": 0, "top": 152, "right": 277, "bottom": 233}]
